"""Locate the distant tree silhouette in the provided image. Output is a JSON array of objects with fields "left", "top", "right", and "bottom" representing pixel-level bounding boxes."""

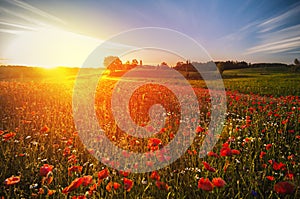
[
  {"left": 217, "top": 62, "right": 225, "bottom": 76},
  {"left": 103, "top": 56, "right": 122, "bottom": 73},
  {"left": 291, "top": 58, "right": 300, "bottom": 72},
  {"left": 131, "top": 59, "right": 138, "bottom": 66}
]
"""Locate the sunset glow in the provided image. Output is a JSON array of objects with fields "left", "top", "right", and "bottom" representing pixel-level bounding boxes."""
[{"left": 3, "top": 27, "right": 102, "bottom": 68}]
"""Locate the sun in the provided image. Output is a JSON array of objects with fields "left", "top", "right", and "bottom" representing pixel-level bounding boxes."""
[{"left": 3, "top": 27, "right": 102, "bottom": 68}]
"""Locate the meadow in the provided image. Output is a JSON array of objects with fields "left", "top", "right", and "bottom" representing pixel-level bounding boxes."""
[{"left": 0, "top": 66, "right": 299, "bottom": 198}]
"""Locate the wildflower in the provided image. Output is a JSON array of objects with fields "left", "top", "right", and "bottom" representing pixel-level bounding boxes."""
[
  {"left": 40, "top": 164, "right": 54, "bottom": 177},
  {"left": 98, "top": 168, "right": 109, "bottom": 184},
  {"left": 265, "top": 144, "right": 272, "bottom": 150},
  {"left": 68, "top": 154, "right": 78, "bottom": 164},
  {"left": 146, "top": 161, "right": 154, "bottom": 167},
  {"left": 42, "top": 171, "right": 53, "bottom": 185},
  {"left": 38, "top": 186, "right": 56, "bottom": 196},
  {"left": 62, "top": 177, "right": 84, "bottom": 194},
  {"left": 3, "top": 132, "right": 16, "bottom": 141},
  {"left": 71, "top": 196, "right": 86, "bottom": 199},
  {"left": 63, "top": 147, "right": 71, "bottom": 157},
  {"left": 106, "top": 182, "right": 121, "bottom": 192},
  {"left": 212, "top": 177, "right": 226, "bottom": 188},
  {"left": 150, "top": 171, "right": 160, "bottom": 181},
  {"left": 88, "top": 183, "right": 97, "bottom": 195},
  {"left": 274, "top": 181, "right": 295, "bottom": 194},
  {"left": 40, "top": 125, "right": 49, "bottom": 133},
  {"left": 197, "top": 178, "right": 214, "bottom": 191},
  {"left": 4, "top": 176, "right": 20, "bottom": 186},
  {"left": 155, "top": 181, "right": 169, "bottom": 191},
  {"left": 259, "top": 151, "right": 266, "bottom": 159},
  {"left": 0, "top": 130, "right": 4, "bottom": 135},
  {"left": 251, "top": 190, "right": 258, "bottom": 197},
  {"left": 273, "top": 161, "right": 286, "bottom": 171},
  {"left": 207, "top": 151, "right": 219, "bottom": 158},
  {"left": 148, "top": 138, "right": 162, "bottom": 151},
  {"left": 285, "top": 171, "right": 294, "bottom": 180},
  {"left": 196, "top": 126, "right": 205, "bottom": 133},
  {"left": 119, "top": 170, "right": 130, "bottom": 177},
  {"left": 202, "top": 161, "right": 216, "bottom": 172},
  {"left": 220, "top": 147, "right": 232, "bottom": 156},
  {"left": 123, "top": 178, "right": 134, "bottom": 192},
  {"left": 231, "top": 149, "right": 240, "bottom": 155},
  {"left": 68, "top": 165, "right": 83, "bottom": 176},
  {"left": 266, "top": 176, "right": 275, "bottom": 181}
]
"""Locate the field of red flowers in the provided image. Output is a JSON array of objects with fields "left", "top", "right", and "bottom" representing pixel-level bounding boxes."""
[{"left": 0, "top": 73, "right": 299, "bottom": 198}]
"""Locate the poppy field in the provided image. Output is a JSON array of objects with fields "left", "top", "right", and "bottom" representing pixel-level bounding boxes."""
[{"left": 0, "top": 67, "right": 299, "bottom": 198}]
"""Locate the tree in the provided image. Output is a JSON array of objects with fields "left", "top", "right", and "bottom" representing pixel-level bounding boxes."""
[
  {"left": 103, "top": 56, "right": 122, "bottom": 73},
  {"left": 217, "top": 62, "right": 225, "bottom": 76},
  {"left": 131, "top": 59, "right": 138, "bottom": 66},
  {"left": 291, "top": 58, "right": 299, "bottom": 72}
]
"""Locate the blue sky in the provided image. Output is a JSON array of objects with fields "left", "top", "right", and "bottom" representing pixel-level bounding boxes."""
[{"left": 0, "top": 0, "right": 299, "bottom": 67}]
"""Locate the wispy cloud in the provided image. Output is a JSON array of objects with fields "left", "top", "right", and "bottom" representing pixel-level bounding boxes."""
[
  {"left": 258, "top": 3, "right": 300, "bottom": 33},
  {"left": 0, "top": 21, "right": 37, "bottom": 31},
  {"left": 245, "top": 2, "right": 300, "bottom": 55},
  {"left": 0, "top": 0, "right": 65, "bottom": 34},
  {"left": 5, "top": 0, "right": 65, "bottom": 24},
  {"left": 246, "top": 36, "right": 300, "bottom": 54}
]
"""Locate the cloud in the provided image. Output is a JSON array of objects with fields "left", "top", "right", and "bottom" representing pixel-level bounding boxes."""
[
  {"left": 0, "top": 0, "right": 65, "bottom": 34},
  {"left": 245, "top": 36, "right": 300, "bottom": 54},
  {"left": 258, "top": 3, "right": 300, "bottom": 33},
  {"left": 245, "top": 2, "right": 300, "bottom": 55},
  {"left": 5, "top": 0, "right": 65, "bottom": 24}
]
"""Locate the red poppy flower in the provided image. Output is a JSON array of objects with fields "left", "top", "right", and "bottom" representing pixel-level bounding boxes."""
[
  {"left": 220, "top": 147, "right": 232, "bottom": 156},
  {"left": 273, "top": 161, "right": 286, "bottom": 171},
  {"left": 155, "top": 181, "right": 169, "bottom": 191},
  {"left": 148, "top": 138, "right": 162, "bottom": 151},
  {"left": 106, "top": 182, "right": 121, "bottom": 192},
  {"left": 265, "top": 144, "right": 272, "bottom": 150},
  {"left": 207, "top": 151, "right": 219, "bottom": 158},
  {"left": 4, "top": 176, "right": 20, "bottom": 186},
  {"left": 123, "top": 178, "right": 134, "bottom": 192},
  {"left": 231, "top": 149, "right": 240, "bottom": 155},
  {"left": 62, "top": 177, "right": 84, "bottom": 194},
  {"left": 3, "top": 132, "right": 16, "bottom": 141},
  {"left": 202, "top": 161, "right": 216, "bottom": 172},
  {"left": 212, "top": 177, "right": 226, "bottom": 188},
  {"left": 38, "top": 187, "right": 56, "bottom": 196},
  {"left": 266, "top": 176, "right": 275, "bottom": 181},
  {"left": 68, "top": 165, "right": 83, "bottom": 176},
  {"left": 88, "top": 183, "right": 97, "bottom": 196},
  {"left": 40, "top": 125, "right": 49, "bottom": 133},
  {"left": 285, "top": 171, "right": 294, "bottom": 180},
  {"left": 146, "top": 161, "right": 154, "bottom": 167},
  {"left": 198, "top": 178, "right": 214, "bottom": 191},
  {"left": 150, "top": 171, "right": 160, "bottom": 181},
  {"left": 63, "top": 147, "right": 71, "bottom": 157},
  {"left": 40, "top": 164, "right": 54, "bottom": 177},
  {"left": 274, "top": 181, "right": 295, "bottom": 194},
  {"left": 260, "top": 151, "right": 266, "bottom": 159},
  {"left": 119, "top": 170, "right": 130, "bottom": 177},
  {"left": 82, "top": 175, "right": 93, "bottom": 186},
  {"left": 196, "top": 126, "right": 205, "bottom": 133},
  {"left": 98, "top": 168, "right": 109, "bottom": 180},
  {"left": 71, "top": 196, "right": 86, "bottom": 199},
  {"left": 68, "top": 154, "right": 78, "bottom": 164}
]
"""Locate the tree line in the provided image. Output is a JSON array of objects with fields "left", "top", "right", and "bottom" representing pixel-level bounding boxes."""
[{"left": 104, "top": 56, "right": 300, "bottom": 76}]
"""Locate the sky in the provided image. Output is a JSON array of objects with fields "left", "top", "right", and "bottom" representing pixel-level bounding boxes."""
[{"left": 0, "top": 0, "right": 300, "bottom": 67}]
